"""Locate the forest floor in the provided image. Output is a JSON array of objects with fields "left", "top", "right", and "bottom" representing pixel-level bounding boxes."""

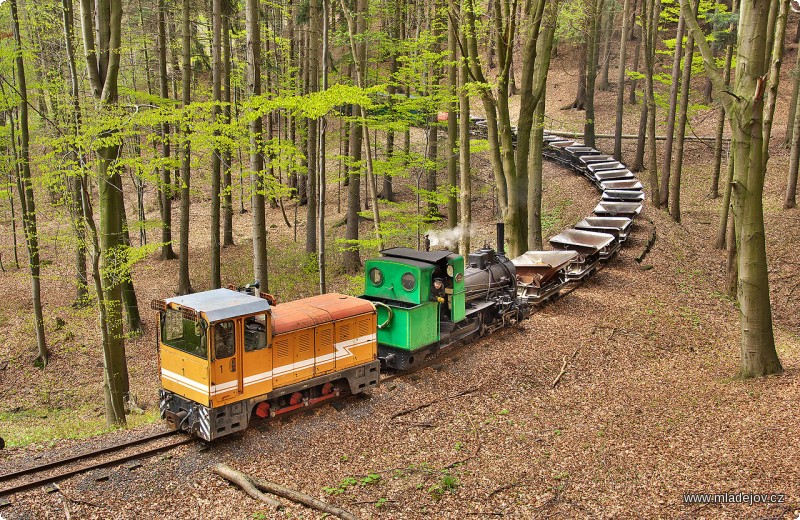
[{"left": 1, "top": 43, "right": 800, "bottom": 518}]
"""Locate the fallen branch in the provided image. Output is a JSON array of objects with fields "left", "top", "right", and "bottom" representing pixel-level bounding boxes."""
[
  {"left": 213, "top": 464, "right": 283, "bottom": 509},
  {"left": 247, "top": 473, "right": 360, "bottom": 520},
  {"left": 214, "top": 463, "right": 360, "bottom": 520},
  {"left": 552, "top": 349, "right": 580, "bottom": 389},
  {"left": 390, "top": 384, "right": 484, "bottom": 420}
]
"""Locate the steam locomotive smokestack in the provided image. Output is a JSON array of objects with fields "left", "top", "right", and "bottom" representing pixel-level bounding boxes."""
[{"left": 496, "top": 222, "right": 505, "bottom": 255}]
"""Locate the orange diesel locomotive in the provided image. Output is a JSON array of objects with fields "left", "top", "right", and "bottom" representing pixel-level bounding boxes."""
[{"left": 153, "top": 289, "right": 380, "bottom": 440}]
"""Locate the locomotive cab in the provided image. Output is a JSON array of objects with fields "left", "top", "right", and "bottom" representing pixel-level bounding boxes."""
[
  {"left": 153, "top": 289, "right": 380, "bottom": 441},
  {"left": 362, "top": 248, "right": 467, "bottom": 369},
  {"left": 154, "top": 289, "right": 273, "bottom": 438}
]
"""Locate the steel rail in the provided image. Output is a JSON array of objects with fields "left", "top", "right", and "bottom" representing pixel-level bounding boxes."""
[{"left": 0, "top": 432, "right": 192, "bottom": 498}]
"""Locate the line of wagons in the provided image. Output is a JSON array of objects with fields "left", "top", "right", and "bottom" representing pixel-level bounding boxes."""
[{"left": 152, "top": 128, "right": 644, "bottom": 441}]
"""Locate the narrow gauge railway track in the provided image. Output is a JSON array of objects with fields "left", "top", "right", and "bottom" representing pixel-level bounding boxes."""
[
  {"left": 0, "top": 132, "right": 636, "bottom": 505},
  {"left": 0, "top": 430, "right": 193, "bottom": 499}
]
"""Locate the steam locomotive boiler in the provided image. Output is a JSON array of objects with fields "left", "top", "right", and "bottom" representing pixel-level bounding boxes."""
[{"left": 361, "top": 224, "right": 527, "bottom": 370}]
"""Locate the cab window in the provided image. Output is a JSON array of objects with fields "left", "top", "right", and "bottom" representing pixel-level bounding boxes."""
[
  {"left": 161, "top": 309, "right": 207, "bottom": 359},
  {"left": 214, "top": 321, "right": 236, "bottom": 359},
  {"left": 244, "top": 314, "right": 267, "bottom": 352}
]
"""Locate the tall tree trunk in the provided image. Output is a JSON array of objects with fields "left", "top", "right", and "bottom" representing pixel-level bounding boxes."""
[
  {"left": 178, "top": 0, "right": 192, "bottom": 295},
  {"left": 458, "top": 44, "right": 471, "bottom": 256},
  {"left": 222, "top": 4, "right": 234, "bottom": 246},
  {"left": 247, "top": 0, "right": 269, "bottom": 289},
  {"left": 210, "top": 0, "right": 222, "bottom": 288},
  {"left": 643, "top": 0, "right": 660, "bottom": 205},
  {"left": 785, "top": 79, "right": 800, "bottom": 208},
  {"left": 761, "top": 0, "right": 789, "bottom": 169},
  {"left": 614, "top": 0, "right": 632, "bottom": 160},
  {"left": 584, "top": 0, "right": 603, "bottom": 149},
  {"left": 341, "top": 0, "right": 382, "bottom": 250},
  {"left": 78, "top": 0, "right": 129, "bottom": 424},
  {"left": 10, "top": 0, "right": 47, "bottom": 367},
  {"left": 683, "top": 0, "right": 783, "bottom": 378},
  {"left": 785, "top": 48, "right": 800, "bottom": 148},
  {"left": 318, "top": 0, "right": 329, "bottom": 293},
  {"left": 447, "top": 4, "right": 458, "bottom": 227},
  {"left": 597, "top": 1, "right": 613, "bottom": 91},
  {"left": 710, "top": 41, "right": 734, "bottom": 199},
  {"left": 528, "top": 0, "right": 558, "bottom": 250},
  {"left": 157, "top": 0, "right": 177, "bottom": 260},
  {"left": 306, "top": 0, "right": 320, "bottom": 254},
  {"left": 115, "top": 191, "right": 142, "bottom": 338},
  {"left": 565, "top": 42, "right": 587, "bottom": 110},
  {"left": 62, "top": 0, "right": 89, "bottom": 305},
  {"left": 669, "top": 2, "right": 697, "bottom": 222},
  {"left": 660, "top": 11, "right": 686, "bottom": 208},
  {"left": 628, "top": 7, "right": 642, "bottom": 104}
]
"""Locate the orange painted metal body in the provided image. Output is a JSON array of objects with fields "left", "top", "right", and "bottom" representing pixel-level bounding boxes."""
[{"left": 158, "top": 291, "right": 377, "bottom": 413}]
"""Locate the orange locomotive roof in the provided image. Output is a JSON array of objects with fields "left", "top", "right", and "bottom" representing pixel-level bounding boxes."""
[{"left": 271, "top": 293, "right": 375, "bottom": 335}]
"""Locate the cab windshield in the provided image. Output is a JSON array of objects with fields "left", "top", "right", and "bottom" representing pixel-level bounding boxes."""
[{"left": 161, "top": 309, "right": 208, "bottom": 359}]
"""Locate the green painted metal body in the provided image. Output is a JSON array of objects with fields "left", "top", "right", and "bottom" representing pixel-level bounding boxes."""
[
  {"left": 364, "top": 258, "right": 433, "bottom": 305},
  {"left": 375, "top": 300, "right": 440, "bottom": 350},
  {"left": 362, "top": 249, "right": 466, "bottom": 353},
  {"left": 447, "top": 255, "right": 466, "bottom": 322}
]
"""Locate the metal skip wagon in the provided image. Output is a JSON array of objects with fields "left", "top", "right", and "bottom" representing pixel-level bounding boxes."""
[{"left": 511, "top": 251, "right": 578, "bottom": 304}]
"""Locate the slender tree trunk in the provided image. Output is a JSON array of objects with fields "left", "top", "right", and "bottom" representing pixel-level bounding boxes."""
[
  {"left": 10, "top": 0, "right": 47, "bottom": 366},
  {"left": 660, "top": 11, "right": 686, "bottom": 208},
  {"left": 447, "top": 4, "right": 458, "bottom": 227},
  {"left": 62, "top": 0, "right": 89, "bottom": 305},
  {"left": 643, "top": 0, "right": 660, "bottom": 205},
  {"left": 178, "top": 0, "right": 192, "bottom": 295},
  {"left": 157, "top": 0, "right": 177, "bottom": 260},
  {"left": 785, "top": 48, "right": 800, "bottom": 147},
  {"left": 247, "top": 0, "right": 269, "bottom": 288},
  {"left": 116, "top": 183, "right": 142, "bottom": 337},
  {"left": 584, "top": 0, "right": 604, "bottom": 148},
  {"left": 458, "top": 47, "right": 471, "bottom": 256},
  {"left": 306, "top": 0, "right": 320, "bottom": 254},
  {"left": 318, "top": 0, "right": 329, "bottom": 293},
  {"left": 222, "top": 6, "right": 234, "bottom": 246},
  {"left": 629, "top": 9, "right": 641, "bottom": 105},
  {"left": 597, "top": 1, "right": 613, "bottom": 91},
  {"left": 210, "top": 0, "right": 222, "bottom": 288},
  {"left": 761, "top": 0, "right": 789, "bottom": 169},
  {"left": 669, "top": 3, "right": 697, "bottom": 222},
  {"left": 710, "top": 42, "right": 734, "bottom": 199},
  {"left": 785, "top": 82, "right": 800, "bottom": 208},
  {"left": 614, "top": 0, "right": 632, "bottom": 160},
  {"left": 528, "top": 0, "right": 558, "bottom": 250}
]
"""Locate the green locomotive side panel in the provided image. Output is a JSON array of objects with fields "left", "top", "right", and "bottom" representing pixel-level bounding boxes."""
[
  {"left": 364, "top": 258, "right": 433, "bottom": 306},
  {"left": 376, "top": 301, "right": 440, "bottom": 351},
  {"left": 448, "top": 255, "right": 466, "bottom": 322}
]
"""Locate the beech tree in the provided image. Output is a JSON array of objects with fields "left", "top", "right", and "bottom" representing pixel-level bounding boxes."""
[
  {"left": 78, "top": 0, "right": 129, "bottom": 423},
  {"left": 10, "top": 0, "right": 47, "bottom": 367},
  {"left": 682, "top": 0, "right": 783, "bottom": 377}
]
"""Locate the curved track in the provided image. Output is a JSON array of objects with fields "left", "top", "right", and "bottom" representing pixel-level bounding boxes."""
[{"left": 0, "top": 132, "right": 642, "bottom": 504}]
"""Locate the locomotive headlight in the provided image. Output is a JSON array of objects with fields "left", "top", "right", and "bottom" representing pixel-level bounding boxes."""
[
  {"left": 401, "top": 272, "right": 417, "bottom": 291},
  {"left": 369, "top": 268, "right": 384, "bottom": 286}
]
